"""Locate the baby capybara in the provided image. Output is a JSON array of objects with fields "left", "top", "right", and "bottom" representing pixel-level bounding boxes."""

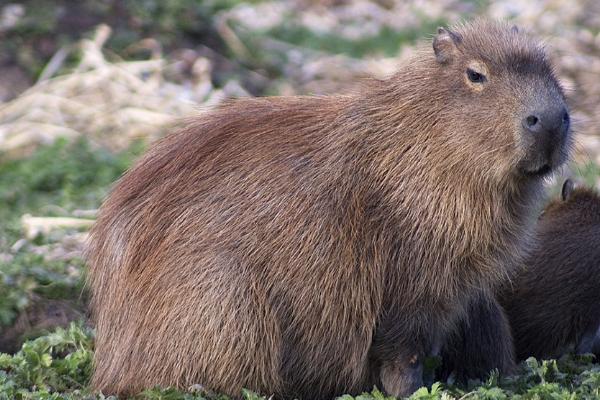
[
  {"left": 593, "top": 327, "right": 600, "bottom": 356},
  {"left": 439, "top": 289, "right": 516, "bottom": 383},
  {"left": 441, "top": 180, "right": 600, "bottom": 382},
  {"left": 87, "top": 20, "right": 571, "bottom": 398},
  {"left": 503, "top": 180, "right": 600, "bottom": 361}
]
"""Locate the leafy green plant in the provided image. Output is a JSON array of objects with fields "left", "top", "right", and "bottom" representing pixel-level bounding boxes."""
[
  {"left": 0, "top": 323, "right": 94, "bottom": 398},
  {"left": 0, "top": 138, "right": 142, "bottom": 328},
  {"left": 0, "top": 252, "right": 84, "bottom": 327},
  {"left": 0, "top": 138, "right": 143, "bottom": 246}
]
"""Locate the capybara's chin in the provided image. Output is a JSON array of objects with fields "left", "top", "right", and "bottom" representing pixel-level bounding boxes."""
[
  {"left": 86, "top": 19, "right": 571, "bottom": 399},
  {"left": 517, "top": 136, "right": 571, "bottom": 178}
]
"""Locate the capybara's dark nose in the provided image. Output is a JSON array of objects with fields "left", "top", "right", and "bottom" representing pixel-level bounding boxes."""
[{"left": 522, "top": 107, "right": 569, "bottom": 138}]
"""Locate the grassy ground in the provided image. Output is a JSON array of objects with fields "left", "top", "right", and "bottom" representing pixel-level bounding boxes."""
[
  {"left": 1, "top": 0, "right": 600, "bottom": 398},
  {"left": 0, "top": 139, "right": 142, "bottom": 335},
  {"left": 0, "top": 323, "right": 599, "bottom": 399}
]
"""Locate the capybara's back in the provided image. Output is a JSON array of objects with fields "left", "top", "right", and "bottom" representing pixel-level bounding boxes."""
[
  {"left": 87, "top": 97, "right": 378, "bottom": 397},
  {"left": 87, "top": 20, "right": 571, "bottom": 398}
]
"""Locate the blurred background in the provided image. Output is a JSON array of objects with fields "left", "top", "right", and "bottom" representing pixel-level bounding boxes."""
[{"left": 0, "top": 0, "right": 599, "bottom": 355}]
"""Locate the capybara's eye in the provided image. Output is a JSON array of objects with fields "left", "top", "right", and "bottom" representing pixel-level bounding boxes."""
[{"left": 466, "top": 68, "right": 486, "bottom": 83}]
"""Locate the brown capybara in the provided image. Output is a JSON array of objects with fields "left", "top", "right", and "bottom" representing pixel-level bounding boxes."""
[
  {"left": 438, "top": 289, "right": 516, "bottom": 383},
  {"left": 86, "top": 20, "right": 572, "bottom": 398},
  {"left": 502, "top": 180, "right": 600, "bottom": 361},
  {"left": 440, "top": 180, "right": 600, "bottom": 382}
]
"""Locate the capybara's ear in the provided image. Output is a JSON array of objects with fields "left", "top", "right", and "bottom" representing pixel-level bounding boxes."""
[
  {"left": 561, "top": 179, "right": 574, "bottom": 201},
  {"left": 433, "top": 27, "right": 461, "bottom": 64},
  {"left": 511, "top": 25, "right": 519, "bottom": 34}
]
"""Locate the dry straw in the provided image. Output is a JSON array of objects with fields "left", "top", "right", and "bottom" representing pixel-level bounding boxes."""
[{"left": 0, "top": 24, "right": 225, "bottom": 159}]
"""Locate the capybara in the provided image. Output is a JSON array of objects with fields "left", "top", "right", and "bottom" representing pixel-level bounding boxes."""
[
  {"left": 441, "top": 180, "right": 600, "bottom": 382},
  {"left": 439, "top": 289, "right": 515, "bottom": 383},
  {"left": 87, "top": 20, "right": 572, "bottom": 398},
  {"left": 503, "top": 180, "right": 600, "bottom": 361},
  {"left": 592, "top": 326, "right": 600, "bottom": 356}
]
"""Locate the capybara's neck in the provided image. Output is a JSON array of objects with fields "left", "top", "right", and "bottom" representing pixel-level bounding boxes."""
[{"left": 327, "top": 80, "right": 544, "bottom": 306}]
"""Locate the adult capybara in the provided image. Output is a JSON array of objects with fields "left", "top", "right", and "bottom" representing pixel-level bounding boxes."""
[
  {"left": 87, "top": 20, "right": 572, "bottom": 398},
  {"left": 441, "top": 180, "right": 600, "bottom": 382}
]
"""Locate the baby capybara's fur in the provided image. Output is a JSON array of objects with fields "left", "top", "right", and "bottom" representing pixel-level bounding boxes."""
[
  {"left": 593, "top": 327, "right": 600, "bottom": 357},
  {"left": 87, "top": 20, "right": 571, "bottom": 398},
  {"left": 441, "top": 181, "right": 600, "bottom": 382},
  {"left": 502, "top": 181, "right": 600, "bottom": 361},
  {"left": 439, "top": 290, "right": 516, "bottom": 383}
]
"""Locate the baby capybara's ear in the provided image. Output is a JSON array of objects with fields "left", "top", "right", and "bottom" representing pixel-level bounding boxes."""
[
  {"left": 561, "top": 179, "right": 574, "bottom": 201},
  {"left": 433, "top": 27, "right": 461, "bottom": 64}
]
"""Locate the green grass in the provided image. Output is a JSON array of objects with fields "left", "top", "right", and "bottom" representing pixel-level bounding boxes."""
[
  {"left": 0, "top": 139, "right": 143, "bottom": 329},
  {"left": 264, "top": 21, "right": 445, "bottom": 59},
  {"left": 228, "top": 14, "right": 446, "bottom": 90},
  {"left": 0, "top": 253, "right": 84, "bottom": 327},
  {"left": 0, "top": 138, "right": 143, "bottom": 248},
  {"left": 0, "top": 323, "right": 598, "bottom": 399},
  {"left": 572, "top": 161, "right": 600, "bottom": 188}
]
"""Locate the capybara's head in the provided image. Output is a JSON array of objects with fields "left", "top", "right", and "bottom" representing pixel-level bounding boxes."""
[
  {"left": 541, "top": 179, "right": 600, "bottom": 222},
  {"left": 423, "top": 20, "right": 571, "bottom": 180}
]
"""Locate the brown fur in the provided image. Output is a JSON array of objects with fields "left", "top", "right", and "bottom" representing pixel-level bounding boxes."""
[
  {"left": 440, "top": 182, "right": 600, "bottom": 382},
  {"left": 502, "top": 182, "right": 600, "bottom": 361},
  {"left": 86, "top": 20, "right": 570, "bottom": 398},
  {"left": 439, "top": 290, "right": 515, "bottom": 383}
]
